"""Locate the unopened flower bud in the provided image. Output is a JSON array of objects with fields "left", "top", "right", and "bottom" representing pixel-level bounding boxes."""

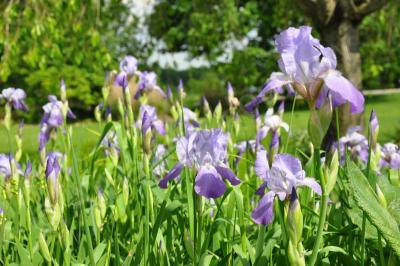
[
  {"left": 123, "top": 178, "right": 129, "bottom": 206},
  {"left": 308, "top": 94, "right": 332, "bottom": 147},
  {"left": 214, "top": 101, "right": 222, "bottom": 122},
  {"left": 39, "top": 231, "right": 52, "bottom": 262},
  {"left": 60, "top": 78, "right": 67, "bottom": 103},
  {"left": 369, "top": 109, "right": 379, "bottom": 150},
  {"left": 375, "top": 184, "right": 387, "bottom": 209},
  {"left": 324, "top": 149, "right": 339, "bottom": 194},
  {"left": 286, "top": 189, "right": 303, "bottom": 245}
]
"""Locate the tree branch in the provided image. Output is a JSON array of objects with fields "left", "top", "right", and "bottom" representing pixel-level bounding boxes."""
[
  {"left": 350, "top": 0, "right": 388, "bottom": 17},
  {"left": 297, "top": 0, "right": 338, "bottom": 25}
]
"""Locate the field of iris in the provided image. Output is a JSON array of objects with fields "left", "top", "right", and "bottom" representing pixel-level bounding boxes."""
[{"left": 1, "top": 26, "right": 400, "bottom": 266}]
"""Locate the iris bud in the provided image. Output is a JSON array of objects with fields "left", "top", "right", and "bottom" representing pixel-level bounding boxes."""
[
  {"left": 375, "top": 184, "right": 387, "bottom": 209},
  {"left": 324, "top": 149, "right": 339, "bottom": 194},
  {"left": 39, "top": 231, "right": 52, "bottom": 262},
  {"left": 286, "top": 189, "right": 303, "bottom": 245},
  {"left": 308, "top": 95, "right": 332, "bottom": 148},
  {"left": 214, "top": 101, "right": 222, "bottom": 122}
]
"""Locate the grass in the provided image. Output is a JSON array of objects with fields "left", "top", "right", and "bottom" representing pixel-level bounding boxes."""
[{"left": 1, "top": 94, "right": 399, "bottom": 157}]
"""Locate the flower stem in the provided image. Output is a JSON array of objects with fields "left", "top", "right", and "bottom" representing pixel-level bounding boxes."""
[
  {"left": 67, "top": 130, "right": 95, "bottom": 265},
  {"left": 309, "top": 148, "right": 328, "bottom": 266},
  {"left": 284, "top": 97, "right": 297, "bottom": 153}
]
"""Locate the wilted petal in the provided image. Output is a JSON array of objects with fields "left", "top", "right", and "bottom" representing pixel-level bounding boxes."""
[
  {"left": 251, "top": 191, "right": 276, "bottom": 225},
  {"left": 159, "top": 163, "right": 184, "bottom": 188},
  {"left": 195, "top": 166, "right": 226, "bottom": 198},
  {"left": 216, "top": 165, "right": 240, "bottom": 185}
]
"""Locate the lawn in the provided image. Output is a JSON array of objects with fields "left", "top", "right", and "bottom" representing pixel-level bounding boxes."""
[{"left": 1, "top": 94, "right": 399, "bottom": 158}]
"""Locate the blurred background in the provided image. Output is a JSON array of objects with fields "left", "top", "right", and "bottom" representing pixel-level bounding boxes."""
[{"left": 1, "top": 0, "right": 399, "bottom": 147}]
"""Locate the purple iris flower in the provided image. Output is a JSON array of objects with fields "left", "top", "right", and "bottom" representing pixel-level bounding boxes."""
[
  {"left": 42, "top": 95, "right": 75, "bottom": 127},
  {"left": 380, "top": 143, "right": 400, "bottom": 169},
  {"left": 39, "top": 95, "right": 76, "bottom": 151},
  {"left": 45, "top": 153, "right": 61, "bottom": 202},
  {"left": 252, "top": 150, "right": 321, "bottom": 225},
  {"left": 183, "top": 107, "right": 200, "bottom": 132},
  {"left": 0, "top": 154, "right": 22, "bottom": 180},
  {"left": 153, "top": 144, "right": 167, "bottom": 177},
  {"left": 234, "top": 140, "right": 256, "bottom": 167},
  {"left": 256, "top": 108, "right": 289, "bottom": 146},
  {"left": 136, "top": 105, "right": 166, "bottom": 135},
  {"left": 114, "top": 55, "right": 139, "bottom": 88},
  {"left": 0, "top": 88, "right": 28, "bottom": 111},
  {"left": 245, "top": 26, "right": 364, "bottom": 114},
  {"left": 100, "top": 131, "right": 120, "bottom": 156},
  {"left": 135, "top": 71, "right": 166, "bottom": 99},
  {"left": 159, "top": 129, "right": 241, "bottom": 198},
  {"left": 120, "top": 55, "right": 138, "bottom": 75},
  {"left": 337, "top": 126, "right": 368, "bottom": 164}
]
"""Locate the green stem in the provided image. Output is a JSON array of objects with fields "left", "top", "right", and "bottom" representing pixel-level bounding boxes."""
[
  {"left": 144, "top": 154, "right": 151, "bottom": 265},
  {"left": 309, "top": 148, "right": 328, "bottom": 266},
  {"left": 67, "top": 131, "right": 95, "bottom": 265},
  {"left": 284, "top": 97, "right": 297, "bottom": 153},
  {"left": 377, "top": 232, "right": 385, "bottom": 266}
]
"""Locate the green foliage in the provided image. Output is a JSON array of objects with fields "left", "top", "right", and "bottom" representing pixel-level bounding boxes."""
[
  {"left": 346, "top": 161, "right": 400, "bottom": 257},
  {"left": 0, "top": 0, "right": 141, "bottom": 121},
  {"left": 360, "top": 1, "right": 400, "bottom": 89}
]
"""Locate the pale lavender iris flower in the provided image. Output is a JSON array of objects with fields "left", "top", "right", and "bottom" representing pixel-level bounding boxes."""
[
  {"left": 114, "top": 55, "right": 139, "bottom": 88},
  {"left": 183, "top": 107, "right": 200, "bottom": 132},
  {"left": 0, "top": 154, "right": 22, "bottom": 180},
  {"left": 256, "top": 108, "right": 289, "bottom": 146},
  {"left": 380, "top": 143, "right": 400, "bottom": 170},
  {"left": 153, "top": 144, "right": 167, "bottom": 177},
  {"left": 135, "top": 71, "right": 166, "bottom": 99},
  {"left": 245, "top": 26, "right": 364, "bottom": 114},
  {"left": 337, "top": 126, "right": 368, "bottom": 164},
  {"left": 0, "top": 88, "right": 28, "bottom": 111},
  {"left": 100, "top": 131, "right": 120, "bottom": 156},
  {"left": 39, "top": 95, "right": 75, "bottom": 151},
  {"left": 159, "top": 129, "right": 241, "bottom": 198},
  {"left": 234, "top": 140, "right": 256, "bottom": 168},
  {"left": 251, "top": 150, "right": 321, "bottom": 225},
  {"left": 136, "top": 105, "right": 166, "bottom": 135}
]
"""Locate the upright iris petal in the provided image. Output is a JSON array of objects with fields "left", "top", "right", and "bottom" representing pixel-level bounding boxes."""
[
  {"left": 119, "top": 55, "right": 138, "bottom": 75},
  {"left": 251, "top": 151, "right": 321, "bottom": 225},
  {"left": 245, "top": 26, "right": 364, "bottom": 114},
  {"left": 159, "top": 129, "right": 241, "bottom": 198},
  {"left": 0, "top": 88, "right": 28, "bottom": 111}
]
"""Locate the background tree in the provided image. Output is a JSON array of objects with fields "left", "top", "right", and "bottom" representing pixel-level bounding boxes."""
[{"left": 0, "top": 0, "right": 145, "bottom": 120}]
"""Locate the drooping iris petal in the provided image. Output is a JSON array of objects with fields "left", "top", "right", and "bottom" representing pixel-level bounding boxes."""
[
  {"left": 251, "top": 191, "right": 276, "bottom": 225},
  {"left": 159, "top": 163, "right": 184, "bottom": 188},
  {"left": 297, "top": 178, "right": 322, "bottom": 195},
  {"left": 245, "top": 74, "right": 287, "bottom": 112},
  {"left": 215, "top": 166, "right": 240, "bottom": 185},
  {"left": 322, "top": 71, "right": 364, "bottom": 113},
  {"left": 194, "top": 166, "right": 226, "bottom": 199}
]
